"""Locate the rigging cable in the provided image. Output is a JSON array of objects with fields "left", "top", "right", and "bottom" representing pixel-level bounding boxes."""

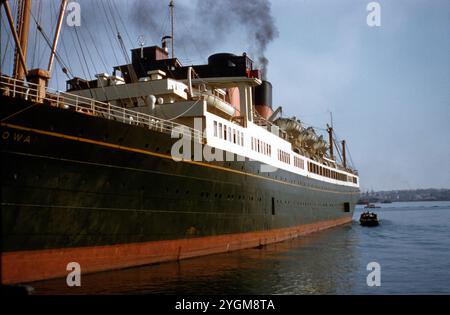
[
  {"left": 98, "top": 0, "right": 123, "bottom": 67},
  {"left": 106, "top": 0, "right": 173, "bottom": 106},
  {"left": 73, "top": 27, "right": 92, "bottom": 79},
  {"left": 110, "top": 0, "right": 136, "bottom": 50},
  {"left": 332, "top": 129, "right": 347, "bottom": 168},
  {"left": 1, "top": 3, "right": 15, "bottom": 74},
  {"left": 29, "top": 8, "right": 73, "bottom": 79},
  {"left": 78, "top": 13, "right": 121, "bottom": 102},
  {"left": 30, "top": 0, "right": 42, "bottom": 68},
  {"left": 96, "top": 0, "right": 140, "bottom": 105}
]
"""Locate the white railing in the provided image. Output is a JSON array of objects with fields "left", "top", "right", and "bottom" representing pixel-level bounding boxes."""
[{"left": 0, "top": 75, "right": 203, "bottom": 142}]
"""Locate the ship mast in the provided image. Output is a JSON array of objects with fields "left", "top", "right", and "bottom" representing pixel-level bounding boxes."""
[
  {"left": 14, "top": 0, "right": 31, "bottom": 80},
  {"left": 342, "top": 140, "right": 347, "bottom": 169},
  {"left": 169, "top": 0, "right": 175, "bottom": 59},
  {"left": 327, "top": 124, "right": 334, "bottom": 161},
  {"left": 3, "top": 0, "right": 31, "bottom": 80},
  {"left": 48, "top": 0, "right": 68, "bottom": 76}
]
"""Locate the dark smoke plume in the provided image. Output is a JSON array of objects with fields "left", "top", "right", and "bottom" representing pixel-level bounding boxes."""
[{"left": 128, "top": 0, "right": 279, "bottom": 78}]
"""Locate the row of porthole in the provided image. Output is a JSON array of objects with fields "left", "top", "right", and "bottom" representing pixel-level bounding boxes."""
[
  {"left": 199, "top": 192, "right": 263, "bottom": 202},
  {"left": 13, "top": 173, "right": 340, "bottom": 209},
  {"left": 276, "top": 199, "right": 339, "bottom": 207},
  {"left": 17, "top": 171, "right": 335, "bottom": 202}
]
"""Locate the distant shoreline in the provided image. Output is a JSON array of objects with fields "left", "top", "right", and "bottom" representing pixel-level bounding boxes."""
[
  {"left": 357, "top": 199, "right": 450, "bottom": 205},
  {"left": 357, "top": 188, "right": 450, "bottom": 204}
]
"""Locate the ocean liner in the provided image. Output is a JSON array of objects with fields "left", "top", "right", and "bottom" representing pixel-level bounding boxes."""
[{"left": 1, "top": 0, "right": 359, "bottom": 284}]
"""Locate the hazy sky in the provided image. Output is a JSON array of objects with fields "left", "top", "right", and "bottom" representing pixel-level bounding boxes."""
[
  {"left": 1, "top": 0, "right": 449, "bottom": 191},
  {"left": 265, "top": 0, "right": 450, "bottom": 191}
]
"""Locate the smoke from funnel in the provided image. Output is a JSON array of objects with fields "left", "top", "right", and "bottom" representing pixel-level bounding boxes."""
[{"left": 128, "top": 0, "right": 278, "bottom": 79}]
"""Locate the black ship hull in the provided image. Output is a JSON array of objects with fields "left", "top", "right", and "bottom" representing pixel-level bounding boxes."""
[{"left": 1, "top": 95, "right": 359, "bottom": 284}]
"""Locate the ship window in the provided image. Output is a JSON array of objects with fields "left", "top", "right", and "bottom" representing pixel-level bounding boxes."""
[
  {"left": 241, "top": 133, "right": 244, "bottom": 146},
  {"left": 213, "top": 121, "right": 218, "bottom": 137},
  {"left": 219, "top": 123, "right": 223, "bottom": 139},
  {"left": 228, "top": 127, "right": 232, "bottom": 142},
  {"left": 233, "top": 129, "right": 236, "bottom": 144},
  {"left": 224, "top": 125, "right": 227, "bottom": 140},
  {"left": 344, "top": 202, "right": 350, "bottom": 212}
]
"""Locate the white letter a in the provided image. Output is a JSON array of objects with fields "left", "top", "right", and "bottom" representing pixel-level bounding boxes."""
[
  {"left": 366, "top": 2, "right": 381, "bottom": 27},
  {"left": 66, "top": 262, "right": 81, "bottom": 287}
]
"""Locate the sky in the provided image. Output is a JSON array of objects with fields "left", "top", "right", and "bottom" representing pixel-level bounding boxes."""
[{"left": 1, "top": 0, "right": 449, "bottom": 191}]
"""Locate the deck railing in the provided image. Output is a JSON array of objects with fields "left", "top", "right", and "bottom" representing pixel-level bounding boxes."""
[{"left": 0, "top": 75, "right": 204, "bottom": 142}]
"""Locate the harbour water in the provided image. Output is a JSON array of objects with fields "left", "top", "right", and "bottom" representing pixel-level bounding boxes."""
[{"left": 30, "top": 201, "right": 450, "bottom": 295}]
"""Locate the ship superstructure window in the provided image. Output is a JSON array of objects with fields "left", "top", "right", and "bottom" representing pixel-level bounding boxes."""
[
  {"left": 212, "top": 120, "right": 244, "bottom": 147},
  {"left": 307, "top": 161, "right": 354, "bottom": 183},
  {"left": 277, "top": 149, "right": 290, "bottom": 164},
  {"left": 294, "top": 156, "right": 304, "bottom": 169},
  {"left": 251, "top": 137, "right": 271, "bottom": 156}
]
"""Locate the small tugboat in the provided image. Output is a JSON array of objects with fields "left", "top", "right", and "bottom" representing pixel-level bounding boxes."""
[
  {"left": 359, "top": 212, "right": 379, "bottom": 226},
  {"left": 364, "top": 203, "right": 381, "bottom": 209}
]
